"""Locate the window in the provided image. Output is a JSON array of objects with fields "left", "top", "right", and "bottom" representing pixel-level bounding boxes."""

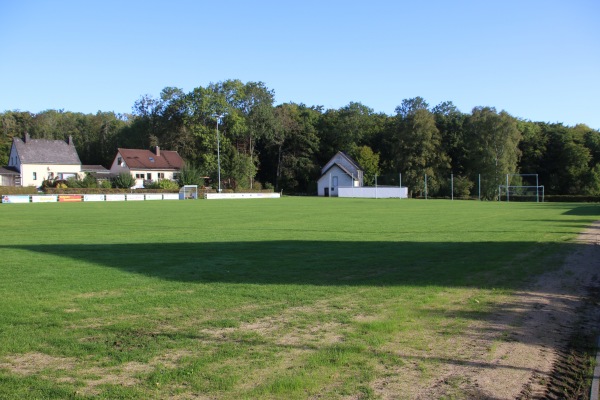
[
  {"left": 135, "top": 173, "right": 144, "bottom": 179},
  {"left": 33, "top": 172, "right": 37, "bottom": 180},
  {"left": 146, "top": 173, "right": 152, "bottom": 180},
  {"left": 117, "top": 157, "right": 122, "bottom": 165},
  {"left": 158, "top": 173, "right": 165, "bottom": 179}
]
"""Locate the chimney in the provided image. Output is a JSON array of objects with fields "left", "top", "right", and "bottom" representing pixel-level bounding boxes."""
[
  {"left": 67, "top": 135, "right": 74, "bottom": 146},
  {"left": 155, "top": 146, "right": 160, "bottom": 157},
  {"left": 24, "top": 132, "right": 30, "bottom": 143}
]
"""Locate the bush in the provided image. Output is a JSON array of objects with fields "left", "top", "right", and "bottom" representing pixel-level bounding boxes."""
[
  {"left": 112, "top": 172, "right": 136, "bottom": 189},
  {"left": 178, "top": 164, "right": 205, "bottom": 187},
  {"left": 66, "top": 177, "right": 82, "bottom": 188},
  {"left": 145, "top": 179, "right": 179, "bottom": 190},
  {"left": 0, "top": 186, "right": 38, "bottom": 195}
]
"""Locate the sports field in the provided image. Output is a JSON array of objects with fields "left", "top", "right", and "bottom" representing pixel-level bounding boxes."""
[{"left": 0, "top": 198, "right": 598, "bottom": 399}]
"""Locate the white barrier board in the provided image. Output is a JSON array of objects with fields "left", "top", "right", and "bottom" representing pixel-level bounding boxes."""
[
  {"left": 2, "top": 195, "right": 30, "bottom": 203},
  {"left": 145, "top": 194, "right": 163, "bottom": 200},
  {"left": 205, "top": 193, "right": 281, "bottom": 200},
  {"left": 83, "top": 194, "right": 105, "bottom": 202},
  {"left": 337, "top": 186, "right": 408, "bottom": 199},
  {"left": 105, "top": 194, "right": 126, "bottom": 202},
  {"left": 31, "top": 195, "right": 58, "bottom": 203}
]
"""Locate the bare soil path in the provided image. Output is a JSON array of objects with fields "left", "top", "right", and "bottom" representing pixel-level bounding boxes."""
[{"left": 419, "top": 220, "right": 600, "bottom": 399}]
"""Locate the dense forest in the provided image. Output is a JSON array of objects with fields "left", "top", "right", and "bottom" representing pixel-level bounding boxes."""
[{"left": 1, "top": 79, "right": 599, "bottom": 198}]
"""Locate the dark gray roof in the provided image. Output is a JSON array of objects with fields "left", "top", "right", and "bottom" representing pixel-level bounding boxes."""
[
  {"left": 81, "top": 165, "right": 109, "bottom": 173},
  {"left": 0, "top": 166, "right": 19, "bottom": 175},
  {"left": 321, "top": 162, "right": 354, "bottom": 177},
  {"left": 13, "top": 137, "right": 81, "bottom": 165}
]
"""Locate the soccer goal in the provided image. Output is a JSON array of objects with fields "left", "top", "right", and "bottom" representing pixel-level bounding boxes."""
[
  {"left": 498, "top": 174, "right": 544, "bottom": 202},
  {"left": 179, "top": 185, "right": 198, "bottom": 200}
]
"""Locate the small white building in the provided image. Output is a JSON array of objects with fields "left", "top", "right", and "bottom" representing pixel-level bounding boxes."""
[
  {"left": 5, "top": 133, "right": 82, "bottom": 187},
  {"left": 317, "top": 152, "right": 363, "bottom": 197},
  {"left": 109, "top": 147, "right": 184, "bottom": 188}
]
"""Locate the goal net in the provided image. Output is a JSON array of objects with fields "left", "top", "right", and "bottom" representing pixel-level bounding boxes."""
[
  {"left": 498, "top": 174, "right": 544, "bottom": 202},
  {"left": 179, "top": 185, "right": 198, "bottom": 200}
]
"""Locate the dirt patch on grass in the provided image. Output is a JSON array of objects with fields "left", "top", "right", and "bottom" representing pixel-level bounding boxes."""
[
  {"left": 410, "top": 220, "right": 600, "bottom": 399},
  {"left": 0, "top": 352, "right": 76, "bottom": 375},
  {"left": 0, "top": 349, "right": 193, "bottom": 396}
]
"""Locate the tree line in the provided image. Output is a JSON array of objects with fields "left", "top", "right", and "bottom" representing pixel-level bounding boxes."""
[{"left": 1, "top": 79, "right": 599, "bottom": 198}]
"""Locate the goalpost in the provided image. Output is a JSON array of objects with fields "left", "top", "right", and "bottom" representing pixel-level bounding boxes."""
[
  {"left": 179, "top": 185, "right": 198, "bottom": 200},
  {"left": 498, "top": 174, "right": 544, "bottom": 202}
]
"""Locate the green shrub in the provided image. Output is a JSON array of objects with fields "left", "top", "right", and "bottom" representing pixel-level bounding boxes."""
[
  {"left": 178, "top": 164, "right": 205, "bottom": 187},
  {"left": 0, "top": 186, "right": 38, "bottom": 195},
  {"left": 146, "top": 179, "right": 179, "bottom": 190},
  {"left": 112, "top": 172, "right": 136, "bottom": 189},
  {"left": 66, "top": 177, "right": 84, "bottom": 188}
]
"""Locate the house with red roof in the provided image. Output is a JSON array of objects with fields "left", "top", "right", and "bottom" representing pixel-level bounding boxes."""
[{"left": 109, "top": 147, "right": 184, "bottom": 188}]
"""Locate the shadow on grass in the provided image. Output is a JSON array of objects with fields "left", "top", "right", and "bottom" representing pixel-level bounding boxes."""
[
  {"left": 0, "top": 240, "right": 580, "bottom": 289},
  {"left": 562, "top": 204, "right": 600, "bottom": 216}
]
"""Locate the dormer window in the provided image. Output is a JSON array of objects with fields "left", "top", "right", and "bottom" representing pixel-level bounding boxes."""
[{"left": 149, "top": 157, "right": 155, "bottom": 163}]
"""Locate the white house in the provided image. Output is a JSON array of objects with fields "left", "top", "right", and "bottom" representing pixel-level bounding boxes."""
[
  {"left": 5, "top": 133, "right": 82, "bottom": 187},
  {"left": 109, "top": 147, "right": 184, "bottom": 188},
  {"left": 317, "top": 152, "right": 363, "bottom": 197}
]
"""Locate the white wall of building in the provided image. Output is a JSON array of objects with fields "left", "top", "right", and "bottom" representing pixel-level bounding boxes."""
[
  {"left": 317, "top": 165, "right": 358, "bottom": 196},
  {"left": 338, "top": 186, "right": 408, "bottom": 199},
  {"left": 19, "top": 164, "right": 81, "bottom": 187},
  {"left": 109, "top": 152, "right": 177, "bottom": 189}
]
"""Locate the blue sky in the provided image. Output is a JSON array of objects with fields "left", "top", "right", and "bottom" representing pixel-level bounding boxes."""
[{"left": 1, "top": 0, "right": 599, "bottom": 129}]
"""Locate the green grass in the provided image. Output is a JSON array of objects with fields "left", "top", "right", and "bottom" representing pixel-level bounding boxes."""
[{"left": 0, "top": 198, "right": 598, "bottom": 399}]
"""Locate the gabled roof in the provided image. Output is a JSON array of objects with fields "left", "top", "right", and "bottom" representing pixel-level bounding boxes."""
[
  {"left": 321, "top": 151, "right": 362, "bottom": 175},
  {"left": 321, "top": 162, "right": 356, "bottom": 178},
  {"left": 82, "top": 165, "right": 110, "bottom": 173},
  {"left": 117, "top": 148, "right": 184, "bottom": 170},
  {"left": 0, "top": 166, "right": 19, "bottom": 175},
  {"left": 13, "top": 136, "right": 81, "bottom": 165}
]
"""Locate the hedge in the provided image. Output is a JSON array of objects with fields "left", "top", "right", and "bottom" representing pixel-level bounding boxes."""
[{"left": 0, "top": 186, "right": 39, "bottom": 195}]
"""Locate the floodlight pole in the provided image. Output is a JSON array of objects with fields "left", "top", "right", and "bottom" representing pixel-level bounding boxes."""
[
  {"left": 451, "top": 173, "right": 454, "bottom": 201},
  {"left": 215, "top": 114, "right": 224, "bottom": 193},
  {"left": 399, "top": 173, "right": 402, "bottom": 200}
]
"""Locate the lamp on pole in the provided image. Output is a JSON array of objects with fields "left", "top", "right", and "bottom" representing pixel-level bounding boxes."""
[{"left": 215, "top": 114, "right": 224, "bottom": 192}]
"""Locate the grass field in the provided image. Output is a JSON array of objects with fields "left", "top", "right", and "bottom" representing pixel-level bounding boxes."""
[{"left": 0, "top": 198, "right": 599, "bottom": 399}]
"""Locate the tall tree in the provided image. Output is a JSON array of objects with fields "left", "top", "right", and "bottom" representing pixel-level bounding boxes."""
[
  {"left": 350, "top": 145, "right": 380, "bottom": 186},
  {"left": 259, "top": 103, "right": 320, "bottom": 192},
  {"left": 388, "top": 104, "right": 449, "bottom": 197},
  {"left": 464, "top": 107, "right": 522, "bottom": 199}
]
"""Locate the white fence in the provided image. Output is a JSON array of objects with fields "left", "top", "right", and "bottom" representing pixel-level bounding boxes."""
[
  {"left": 205, "top": 192, "right": 281, "bottom": 200},
  {"left": 1, "top": 193, "right": 181, "bottom": 204},
  {"left": 337, "top": 186, "right": 408, "bottom": 199}
]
